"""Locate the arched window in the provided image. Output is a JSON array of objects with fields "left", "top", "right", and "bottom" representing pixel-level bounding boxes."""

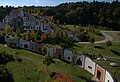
[
  {"left": 76, "top": 58, "right": 82, "bottom": 66},
  {"left": 24, "top": 44, "right": 28, "bottom": 48}
]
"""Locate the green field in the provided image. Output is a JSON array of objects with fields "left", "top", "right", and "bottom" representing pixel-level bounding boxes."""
[
  {"left": 65, "top": 25, "right": 104, "bottom": 41},
  {"left": 0, "top": 44, "right": 92, "bottom": 82},
  {"left": 73, "top": 31, "right": 120, "bottom": 82}
]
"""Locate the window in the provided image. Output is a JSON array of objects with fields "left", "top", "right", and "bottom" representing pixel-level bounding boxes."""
[
  {"left": 97, "top": 70, "right": 101, "bottom": 80},
  {"left": 76, "top": 58, "right": 82, "bottom": 66},
  {"left": 24, "top": 44, "right": 28, "bottom": 48},
  {"left": 88, "top": 66, "right": 92, "bottom": 69},
  {"left": 68, "top": 57, "right": 70, "bottom": 60}
]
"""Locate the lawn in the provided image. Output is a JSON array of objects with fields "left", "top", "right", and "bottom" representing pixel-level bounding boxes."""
[
  {"left": 104, "top": 32, "right": 120, "bottom": 42},
  {"left": 65, "top": 25, "right": 104, "bottom": 41},
  {"left": 73, "top": 42, "right": 120, "bottom": 57},
  {"left": 74, "top": 31, "right": 120, "bottom": 82},
  {"left": 0, "top": 44, "right": 92, "bottom": 82}
]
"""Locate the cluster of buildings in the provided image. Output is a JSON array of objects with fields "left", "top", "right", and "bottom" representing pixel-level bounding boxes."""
[
  {"left": 4, "top": 36, "right": 116, "bottom": 82},
  {"left": 1, "top": 10, "right": 116, "bottom": 82},
  {"left": 0, "top": 10, "right": 51, "bottom": 33}
]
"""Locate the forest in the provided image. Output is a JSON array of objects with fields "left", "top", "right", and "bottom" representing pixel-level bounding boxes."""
[{"left": 0, "top": 1, "right": 120, "bottom": 30}]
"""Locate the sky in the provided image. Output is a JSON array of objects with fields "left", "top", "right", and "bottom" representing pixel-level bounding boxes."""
[{"left": 0, "top": 0, "right": 119, "bottom": 7}]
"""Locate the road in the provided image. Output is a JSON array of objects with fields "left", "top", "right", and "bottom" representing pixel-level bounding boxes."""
[{"left": 78, "top": 31, "right": 114, "bottom": 44}]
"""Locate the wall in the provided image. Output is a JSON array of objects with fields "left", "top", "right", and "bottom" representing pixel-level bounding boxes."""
[
  {"left": 84, "top": 57, "right": 96, "bottom": 75},
  {"left": 95, "top": 65, "right": 105, "bottom": 82},
  {"left": 105, "top": 71, "right": 114, "bottom": 82},
  {"left": 30, "top": 41, "right": 35, "bottom": 51},
  {"left": 64, "top": 49, "right": 73, "bottom": 62},
  {"left": 19, "top": 38, "right": 30, "bottom": 50},
  {"left": 35, "top": 43, "right": 44, "bottom": 53},
  {"left": 47, "top": 47, "right": 54, "bottom": 57},
  {"left": 75, "top": 55, "right": 85, "bottom": 68},
  {"left": 4, "top": 36, "right": 116, "bottom": 82},
  {"left": 5, "top": 36, "right": 19, "bottom": 47},
  {"left": 55, "top": 48, "right": 63, "bottom": 60}
]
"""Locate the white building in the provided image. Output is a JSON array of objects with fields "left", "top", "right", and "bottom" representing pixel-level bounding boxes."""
[
  {"left": 19, "top": 38, "right": 30, "bottom": 50},
  {"left": 105, "top": 71, "right": 115, "bottom": 82},
  {"left": 84, "top": 57, "right": 96, "bottom": 75}
]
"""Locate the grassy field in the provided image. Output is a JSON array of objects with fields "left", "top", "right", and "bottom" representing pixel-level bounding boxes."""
[
  {"left": 74, "top": 31, "right": 120, "bottom": 82},
  {"left": 65, "top": 25, "right": 104, "bottom": 41},
  {"left": 104, "top": 32, "right": 120, "bottom": 42},
  {"left": 0, "top": 44, "right": 92, "bottom": 82}
]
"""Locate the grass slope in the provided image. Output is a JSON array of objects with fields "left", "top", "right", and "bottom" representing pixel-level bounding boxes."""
[
  {"left": 0, "top": 44, "right": 92, "bottom": 82},
  {"left": 74, "top": 31, "right": 120, "bottom": 82}
]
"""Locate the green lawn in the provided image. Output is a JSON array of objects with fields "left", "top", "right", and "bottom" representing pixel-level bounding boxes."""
[
  {"left": 73, "top": 31, "right": 120, "bottom": 82},
  {"left": 73, "top": 42, "right": 120, "bottom": 57},
  {"left": 0, "top": 44, "right": 92, "bottom": 82},
  {"left": 104, "top": 32, "right": 120, "bottom": 42},
  {"left": 65, "top": 25, "right": 104, "bottom": 41},
  {"left": 89, "top": 33, "right": 104, "bottom": 41}
]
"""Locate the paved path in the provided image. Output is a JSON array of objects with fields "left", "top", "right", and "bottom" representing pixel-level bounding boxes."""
[
  {"left": 104, "top": 56, "right": 120, "bottom": 59},
  {"left": 78, "top": 31, "right": 114, "bottom": 44}
]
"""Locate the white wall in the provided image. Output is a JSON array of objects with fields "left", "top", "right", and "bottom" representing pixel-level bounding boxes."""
[
  {"left": 84, "top": 57, "right": 96, "bottom": 75},
  {"left": 19, "top": 38, "right": 30, "bottom": 50},
  {"left": 105, "top": 71, "right": 114, "bottom": 82},
  {"left": 64, "top": 49, "right": 73, "bottom": 62}
]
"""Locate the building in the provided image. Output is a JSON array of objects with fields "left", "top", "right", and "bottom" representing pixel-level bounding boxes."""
[
  {"left": 84, "top": 57, "right": 96, "bottom": 75},
  {"left": 29, "top": 40, "right": 36, "bottom": 52},
  {"left": 75, "top": 55, "right": 85, "bottom": 68},
  {"left": 35, "top": 43, "right": 45, "bottom": 54},
  {"left": 5, "top": 36, "right": 19, "bottom": 48},
  {"left": 63, "top": 49, "right": 73, "bottom": 62},
  {"left": 55, "top": 48, "right": 64, "bottom": 60},
  {"left": 95, "top": 65, "right": 105, "bottom": 82},
  {"left": 2, "top": 10, "right": 51, "bottom": 33},
  {"left": 46, "top": 46, "right": 55, "bottom": 57},
  {"left": 19, "top": 38, "right": 30, "bottom": 50},
  {"left": 105, "top": 71, "right": 114, "bottom": 82}
]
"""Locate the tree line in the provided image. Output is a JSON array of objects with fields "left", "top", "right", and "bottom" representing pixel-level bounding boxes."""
[{"left": 0, "top": 1, "right": 120, "bottom": 30}]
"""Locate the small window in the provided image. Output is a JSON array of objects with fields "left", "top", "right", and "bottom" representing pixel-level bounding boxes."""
[
  {"left": 88, "top": 66, "right": 92, "bottom": 69},
  {"left": 68, "top": 57, "right": 70, "bottom": 60},
  {"left": 21, "top": 44, "right": 22, "bottom": 46}
]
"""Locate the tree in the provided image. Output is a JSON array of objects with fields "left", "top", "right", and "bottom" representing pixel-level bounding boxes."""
[
  {"left": 41, "top": 46, "right": 47, "bottom": 55},
  {"left": 89, "top": 37, "right": 95, "bottom": 47},
  {"left": 4, "top": 25, "right": 13, "bottom": 35},
  {"left": 0, "top": 65, "right": 14, "bottom": 82},
  {"left": 43, "top": 55, "right": 55, "bottom": 72},
  {"left": 70, "top": 55, "right": 75, "bottom": 67}
]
